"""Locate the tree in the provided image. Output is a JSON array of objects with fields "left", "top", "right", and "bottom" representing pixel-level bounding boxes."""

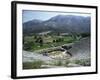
[
  {"left": 53, "top": 40, "right": 56, "bottom": 43},
  {"left": 37, "top": 37, "right": 43, "bottom": 46},
  {"left": 39, "top": 38, "right": 43, "bottom": 46},
  {"left": 81, "top": 33, "right": 90, "bottom": 37}
]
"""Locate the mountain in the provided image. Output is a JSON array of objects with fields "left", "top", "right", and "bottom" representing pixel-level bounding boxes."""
[{"left": 23, "top": 15, "right": 90, "bottom": 35}]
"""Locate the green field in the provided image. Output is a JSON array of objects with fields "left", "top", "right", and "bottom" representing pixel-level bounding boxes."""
[{"left": 23, "top": 34, "right": 77, "bottom": 51}]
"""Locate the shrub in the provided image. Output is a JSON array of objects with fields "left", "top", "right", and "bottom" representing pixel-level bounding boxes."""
[
  {"left": 23, "top": 60, "right": 44, "bottom": 69},
  {"left": 74, "top": 59, "right": 91, "bottom": 66},
  {"left": 64, "top": 60, "right": 70, "bottom": 66},
  {"left": 53, "top": 60, "right": 63, "bottom": 66},
  {"left": 56, "top": 60, "right": 62, "bottom": 66}
]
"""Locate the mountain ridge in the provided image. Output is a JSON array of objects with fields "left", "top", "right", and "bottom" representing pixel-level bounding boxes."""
[{"left": 23, "top": 15, "right": 90, "bottom": 35}]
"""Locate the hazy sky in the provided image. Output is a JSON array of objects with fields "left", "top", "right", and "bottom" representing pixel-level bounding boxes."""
[{"left": 22, "top": 10, "right": 90, "bottom": 23}]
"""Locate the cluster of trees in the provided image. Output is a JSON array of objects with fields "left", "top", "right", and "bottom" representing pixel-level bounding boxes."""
[
  {"left": 23, "top": 41, "right": 34, "bottom": 50},
  {"left": 35, "top": 36, "right": 43, "bottom": 46},
  {"left": 80, "top": 33, "right": 90, "bottom": 37},
  {"left": 23, "top": 35, "right": 44, "bottom": 50},
  {"left": 23, "top": 32, "right": 90, "bottom": 51},
  {"left": 53, "top": 38, "right": 64, "bottom": 43}
]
